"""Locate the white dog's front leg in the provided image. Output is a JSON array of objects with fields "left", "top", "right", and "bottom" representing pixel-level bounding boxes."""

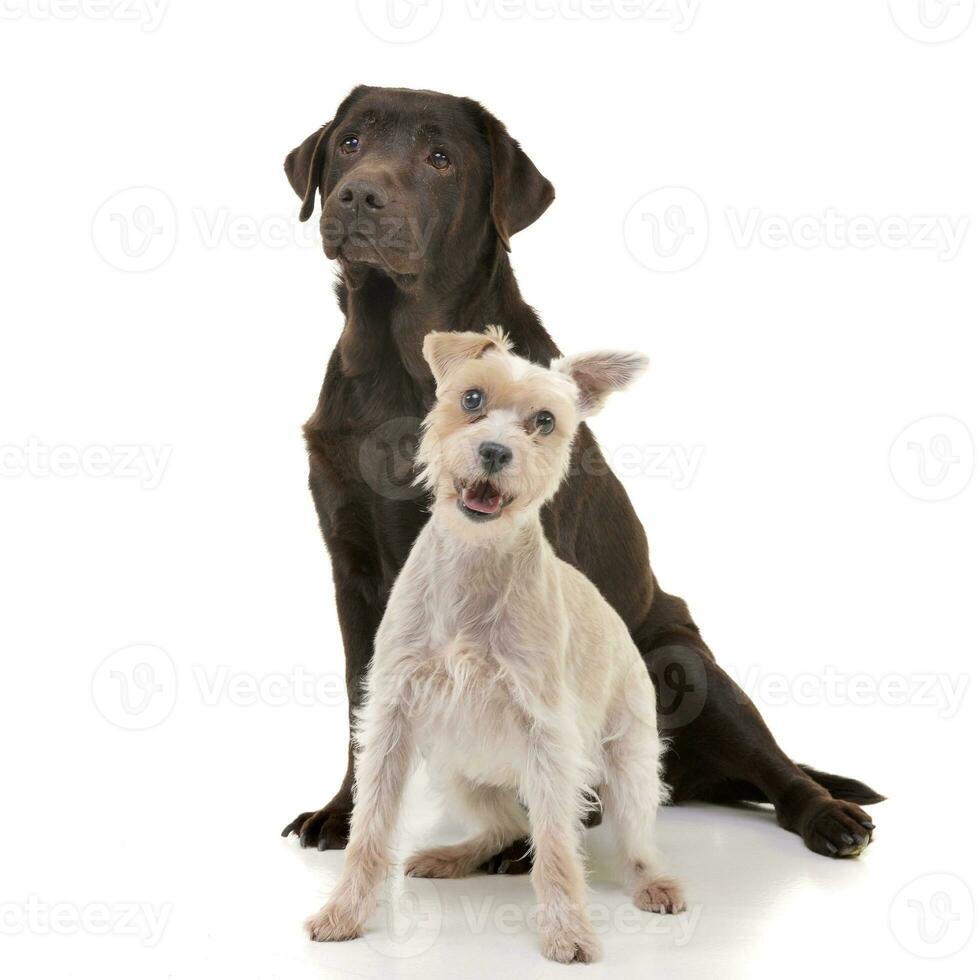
[
  {"left": 306, "top": 697, "right": 415, "bottom": 942},
  {"left": 523, "top": 724, "right": 601, "bottom": 964}
]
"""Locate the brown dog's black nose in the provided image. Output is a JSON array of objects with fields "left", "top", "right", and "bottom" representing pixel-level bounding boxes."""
[
  {"left": 338, "top": 179, "right": 388, "bottom": 211},
  {"left": 479, "top": 442, "right": 512, "bottom": 474}
]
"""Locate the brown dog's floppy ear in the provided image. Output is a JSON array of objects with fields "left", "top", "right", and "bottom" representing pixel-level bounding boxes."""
[
  {"left": 284, "top": 121, "right": 334, "bottom": 222},
  {"left": 481, "top": 110, "right": 555, "bottom": 251},
  {"left": 423, "top": 326, "right": 511, "bottom": 383},
  {"left": 553, "top": 350, "right": 649, "bottom": 417},
  {"left": 285, "top": 86, "right": 369, "bottom": 221}
]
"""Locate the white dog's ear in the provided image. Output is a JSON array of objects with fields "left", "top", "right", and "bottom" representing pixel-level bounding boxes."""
[
  {"left": 552, "top": 350, "right": 649, "bottom": 417},
  {"left": 423, "top": 326, "right": 511, "bottom": 383}
]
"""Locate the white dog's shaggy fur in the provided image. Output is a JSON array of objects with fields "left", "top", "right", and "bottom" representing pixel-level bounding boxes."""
[{"left": 305, "top": 327, "right": 685, "bottom": 963}]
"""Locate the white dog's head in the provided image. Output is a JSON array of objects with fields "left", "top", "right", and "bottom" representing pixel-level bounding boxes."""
[{"left": 418, "top": 326, "right": 648, "bottom": 536}]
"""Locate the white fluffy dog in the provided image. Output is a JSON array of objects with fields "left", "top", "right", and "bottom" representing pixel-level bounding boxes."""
[{"left": 306, "top": 327, "right": 684, "bottom": 963}]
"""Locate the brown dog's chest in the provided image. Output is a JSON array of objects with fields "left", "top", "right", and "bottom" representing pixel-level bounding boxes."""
[
  {"left": 308, "top": 363, "right": 430, "bottom": 495},
  {"left": 305, "top": 359, "right": 434, "bottom": 586}
]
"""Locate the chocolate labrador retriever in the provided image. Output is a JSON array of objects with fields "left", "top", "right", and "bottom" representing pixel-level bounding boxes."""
[{"left": 281, "top": 85, "right": 883, "bottom": 863}]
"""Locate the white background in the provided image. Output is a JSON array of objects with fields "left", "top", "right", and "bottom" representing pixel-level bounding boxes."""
[{"left": 1, "top": 1, "right": 978, "bottom": 977}]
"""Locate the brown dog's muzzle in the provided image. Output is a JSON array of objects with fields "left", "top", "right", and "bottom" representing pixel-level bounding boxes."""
[
  {"left": 338, "top": 178, "right": 389, "bottom": 212},
  {"left": 321, "top": 168, "right": 428, "bottom": 276}
]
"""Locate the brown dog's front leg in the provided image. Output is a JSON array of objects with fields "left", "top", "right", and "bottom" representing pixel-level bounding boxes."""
[
  {"left": 281, "top": 740, "right": 356, "bottom": 850},
  {"left": 282, "top": 530, "right": 385, "bottom": 850}
]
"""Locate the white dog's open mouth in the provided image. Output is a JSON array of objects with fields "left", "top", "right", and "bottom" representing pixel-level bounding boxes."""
[{"left": 456, "top": 479, "right": 511, "bottom": 521}]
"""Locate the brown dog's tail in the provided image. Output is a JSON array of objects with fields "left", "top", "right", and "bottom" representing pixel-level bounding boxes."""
[
  {"left": 697, "top": 766, "right": 886, "bottom": 807},
  {"left": 796, "top": 765, "right": 886, "bottom": 805}
]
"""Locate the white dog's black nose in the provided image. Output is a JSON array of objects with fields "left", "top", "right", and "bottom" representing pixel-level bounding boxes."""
[{"left": 479, "top": 441, "right": 512, "bottom": 474}]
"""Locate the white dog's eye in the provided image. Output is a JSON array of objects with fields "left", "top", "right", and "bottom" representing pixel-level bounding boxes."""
[
  {"left": 461, "top": 388, "right": 484, "bottom": 412},
  {"left": 534, "top": 410, "right": 555, "bottom": 435}
]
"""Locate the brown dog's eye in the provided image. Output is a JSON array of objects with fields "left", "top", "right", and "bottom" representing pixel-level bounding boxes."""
[
  {"left": 340, "top": 135, "right": 360, "bottom": 154},
  {"left": 533, "top": 411, "right": 555, "bottom": 436},
  {"left": 429, "top": 150, "right": 450, "bottom": 171}
]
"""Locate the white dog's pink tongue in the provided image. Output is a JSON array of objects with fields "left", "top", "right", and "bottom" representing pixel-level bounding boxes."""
[{"left": 463, "top": 486, "right": 502, "bottom": 514}]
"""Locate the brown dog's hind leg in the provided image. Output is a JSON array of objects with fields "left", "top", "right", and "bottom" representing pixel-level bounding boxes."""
[
  {"left": 479, "top": 790, "right": 602, "bottom": 875},
  {"left": 644, "top": 619, "right": 883, "bottom": 858},
  {"left": 409, "top": 780, "right": 530, "bottom": 878}
]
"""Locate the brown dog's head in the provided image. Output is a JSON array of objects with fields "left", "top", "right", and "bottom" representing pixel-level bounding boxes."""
[{"left": 284, "top": 86, "right": 554, "bottom": 284}]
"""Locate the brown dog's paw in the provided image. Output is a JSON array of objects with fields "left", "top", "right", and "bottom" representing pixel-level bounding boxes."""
[
  {"left": 479, "top": 838, "right": 533, "bottom": 875},
  {"left": 281, "top": 803, "right": 351, "bottom": 851},
  {"left": 305, "top": 903, "right": 362, "bottom": 942},
  {"left": 802, "top": 799, "right": 875, "bottom": 857},
  {"left": 633, "top": 875, "right": 686, "bottom": 914}
]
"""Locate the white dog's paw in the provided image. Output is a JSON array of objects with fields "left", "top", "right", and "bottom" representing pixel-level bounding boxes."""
[
  {"left": 541, "top": 918, "right": 602, "bottom": 964},
  {"left": 405, "top": 844, "right": 477, "bottom": 879},
  {"left": 305, "top": 902, "right": 362, "bottom": 942},
  {"left": 633, "top": 874, "right": 686, "bottom": 914}
]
